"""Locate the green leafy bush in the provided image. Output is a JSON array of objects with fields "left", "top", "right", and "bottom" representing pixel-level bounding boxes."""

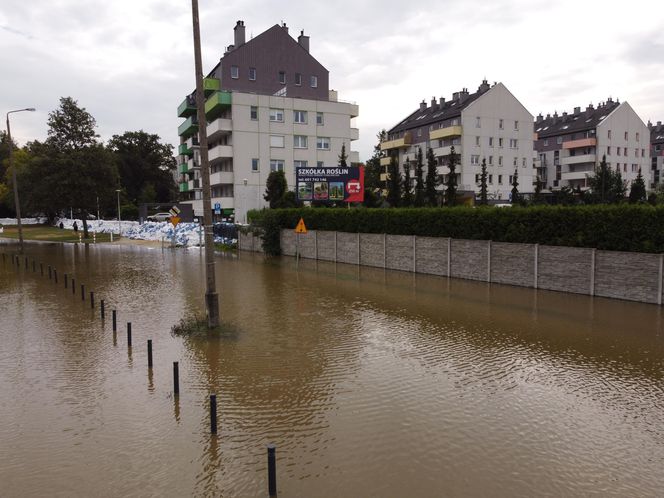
[{"left": 248, "top": 205, "right": 664, "bottom": 255}]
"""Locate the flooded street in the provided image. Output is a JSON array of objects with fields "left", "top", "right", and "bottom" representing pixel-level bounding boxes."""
[{"left": 1, "top": 241, "right": 664, "bottom": 497}]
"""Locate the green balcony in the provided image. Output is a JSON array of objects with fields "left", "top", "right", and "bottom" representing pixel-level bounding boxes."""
[
  {"left": 179, "top": 181, "right": 190, "bottom": 193},
  {"left": 178, "top": 162, "right": 189, "bottom": 174},
  {"left": 203, "top": 77, "right": 220, "bottom": 96},
  {"left": 205, "top": 90, "right": 232, "bottom": 121},
  {"left": 178, "top": 116, "right": 198, "bottom": 138},
  {"left": 177, "top": 96, "right": 196, "bottom": 118},
  {"left": 178, "top": 143, "right": 193, "bottom": 156}
]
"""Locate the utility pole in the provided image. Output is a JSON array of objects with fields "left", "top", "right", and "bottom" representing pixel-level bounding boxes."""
[{"left": 191, "top": 0, "right": 219, "bottom": 327}]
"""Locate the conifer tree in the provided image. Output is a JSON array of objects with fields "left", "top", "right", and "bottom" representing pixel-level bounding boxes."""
[
  {"left": 425, "top": 147, "right": 438, "bottom": 207},
  {"left": 628, "top": 169, "right": 646, "bottom": 204},
  {"left": 386, "top": 154, "right": 401, "bottom": 207},
  {"left": 444, "top": 146, "right": 459, "bottom": 207},
  {"left": 402, "top": 159, "right": 413, "bottom": 206},
  {"left": 510, "top": 168, "right": 519, "bottom": 204},
  {"left": 413, "top": 147, "right": 425, "bottom": 207},
  {"left": 478, "top": 157, "right": 488, "bottom": 206}
]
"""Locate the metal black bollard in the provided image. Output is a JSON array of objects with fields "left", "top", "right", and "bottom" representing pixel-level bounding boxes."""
[
  {"left": 147, "top": 340, "right": 153, "bottom": 368},
  {"left": 210, "top": 394, "right": 217, "bottom": 434},
  {"left": 72, "top": 278, "right": 76, "bottom": 294},
  {"left": 32, "top": 260, "right": 35, "bottom": 272},
  {"left": 127, "top": 322, "right": 132, "bottom": 347},
  {"left": 48, "top": 265, "right": 52, "bottom": 279},
  {"left": 267, "top": 444, "right": 277, "bottom": 496},
  {"left": 24, "top": 256, "right": 28, "bottom": 269},
  {"left": 90, "top": 291, "right": 94, "bottom": 309},
  {"left": 112, "top": 309, "right": 117, "bottom": 331},
  {"left": 54, "top": 269, "right": 58, "bottom": 284},
  {"left": 81, "top": 284, "right": 85, "bottom": 301},
  {"left": 100, "top": 300, "right": 105, "bottom": 319},
  {"left": 64, "top": 273, "right": 68, "bottom": 289},
  {"left": 173, "top": 362, "right": 180, "bottom": 395},
  {"left": 40, "top": 263, "right": 43, "bottom": 276}
]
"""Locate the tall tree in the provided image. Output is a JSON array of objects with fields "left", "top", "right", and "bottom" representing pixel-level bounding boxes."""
[
  {"left": 425, "top": 147, "right": 438, "bottom": 207},
  {"left": 386, "top": 154, "right": 401, "bottom": 207},
  {"left": 338, "top": 142, "right": 348, "bottom": 168},
  {"left": 478, "top": 157, "right": 488, "bottom": 206},
  {"left": 402, "top": 159, "right": 413, "bottom": 206},
  {"left": 413, "top": 147, "right": 425, "bottom": 207},
  {"left": 46, "top": 97, "right": 99, "bottom": 151},
  {"left": 587, "top": 155, "right": 612, "bottom": 203},
  {"left": 510, "top": 168, "right": 520, "bottom": 204},
  {"left": 364, "top": 130, "right": 386, "bottom": 191},
  {"left": 264, "top": 170, "right": 288, "bottom": 208},
  {"left": 611, "top": 168, "right": 627, "bottom": 203},
  {"left": 444, "top": 146, "right": 459, "bottom": 207},
  {"left": 628, "top": 169, "right": 646, "bottom": 204},
  {"left": 533, "top": 173, "right": 543, "bottom": 204},
  {"left": 108, "top": 131, "right": 177, "bottom": 205}
]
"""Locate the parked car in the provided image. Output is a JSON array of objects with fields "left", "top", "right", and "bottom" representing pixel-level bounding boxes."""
[{"left": 147, "top": 212, "right": 172, "bottom": 222}]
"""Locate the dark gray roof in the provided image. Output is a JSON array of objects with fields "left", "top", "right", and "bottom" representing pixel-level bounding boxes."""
[
  {"left": 651, "top": 123, "right": 664, "bottom": 145},
  {"left": 388, "top": 84, "right": 490, "bottom": 135},
  {"left": 534, "top": 100, "right": 620, "bottom": 139}
]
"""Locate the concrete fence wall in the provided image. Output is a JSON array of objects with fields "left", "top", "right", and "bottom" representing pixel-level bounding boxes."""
[{"left": 240, "top": 230, "right": 664, "bottom": 306}]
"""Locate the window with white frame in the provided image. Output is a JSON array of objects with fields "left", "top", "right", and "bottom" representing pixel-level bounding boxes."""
[
  {"left": 270, "top": 135, "right": 284, "bottom": 148},
  {"left": 522, "top": 158, "right": 527, "bottom": 168},
  {"left": 293, "top": 110, "right": 307, "bottom": 124},
  {"left": 475, "top": 136, "right": 480, "bottom": 146},
  {"left": 248, "top": 67, "right": 256, "bottom": 81},
  {"left": 317, "top": 137, "right": 330, "bottom": 150},
  {"left": 317, "top": 161, "right": 324, "bottom": 167},
  {"left": 294, "top": 160, "right": 308, "bottom": 168},
  {"left": 489, "top": 137, "right": 494, "bottom": 147},
  {"left": 608, "top": 130, "right": 612, "bottom": 139},
  {"left": 514, "top": 120, "right": 519, "bottom": 130},
  {"left": 636, "top": 132, "right": 640, "bottom": 142},
  {"left": 295, "top": 73, "right": 302, "bottom": 86},
  {"left": 489, "top": 174, "right": 493, "bottom": 184},
  {"left": 556, "top": 137, "right": 562, "bottom": 145},
  {"left": 498, "top": 156, "right": 503, "bottom": 166},
  {"left": 251, "top": 158, "right": 259, "bottom": 172},
  {"left": 488, "top": 155, "right": 493, "bottom": 165},
  {"left": 250, "top": 106, "right": 258, "bottom": 120},
  {"left": 498, "top": 137, "right": 504, "bottom": 148},
  {"left": 294, "top": 135, "right": 308, "bottom": 148},
  {"left": 624, "top": 131, "right": 628, "bottom": 140},
  {"left": 231, "top": 65, "right": 239, "bottom": 79},
  {"left": 278, "top": 71, "right": 286, "bottom": 84},
  {"left": 316, "top": 112, "right": 324, "bottom": 125},
  {"left": 498, "top": 174, "right": 503, "bottom": 184},
  {"left": 513, "top": 157, "right": 518, "bottom": 167},
  {"left": 475, "top": 117, "right": 481, "bottom": 128},
  {"left": 471, "top": 155, "right": 480, "bottom": 165},
  {"left": 270, "top": 159, "right": 284, "bottom": 172},
  {"left": 310, "top": 75, "right": 318, "bottom": 88},
  {"left": 544, "top": 139, "right": 548, "bottom": 146},
  {"left": 509, "top": 138, "right": 518, "bottom": 148},
  {"left": 499, "top": 119, "right": 504, "bottom": 129},
  {"left": 269, "top": 108, "right": 284, "bottom": 122}
]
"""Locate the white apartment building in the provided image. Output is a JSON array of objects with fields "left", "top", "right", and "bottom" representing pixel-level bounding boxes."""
[
  {"left": 381, "top": 81, "right": 535, "bottom": 202},
  {"left": 176, "top": 21, "right": 359, "bottom": 221},
  {"left": 534, "top": 99, "right": 651, "bottom": 190}
]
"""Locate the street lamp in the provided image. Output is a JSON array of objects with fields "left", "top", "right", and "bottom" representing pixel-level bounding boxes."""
[
  {"left": 6, "top": 107, "right": 36, "bottom": 254},
  {"left": 116, "top": 189, "right": 122, "bottom": 236}
]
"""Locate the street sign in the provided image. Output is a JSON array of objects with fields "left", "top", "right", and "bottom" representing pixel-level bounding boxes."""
[
  {"left": 169, "top": 205, "right": 181, "bottom": 217},
  {"left": 170, "top": 216, "right": 181, "bottom": 227},
  {"left": 295, "top": 218, "right": 307, "bottom": 234},
  {"left": 214, "top": 203, "right": 221, "bottom": 210}
]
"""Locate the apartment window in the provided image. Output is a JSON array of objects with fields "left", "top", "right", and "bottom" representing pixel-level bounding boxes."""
[
  {"left": 270, "top": 159, "right": 284, "bottom": 172},
  {"left": 294, "top": 160, "right": 308, "bottom": 168},
  {"left": 624, "top": 147, "right": 627, "bottom": 156},
  {"left": 498, "top": 156, "right": 503, "bottom": 166},
  {"left": 310, "top": 75, "right": 318, "bottom": 88},
  {"left": 417, "top": 129, "right": 422, "bottom": 138},
  {"left": 624, "top": 131, "right": 628, "bottom": 140},
  {"left": 623, "top": 164, "right": 627, "bottom": 172},
  {"left": 294, "top": 110, "right": 307, "bottom": 124},
  {"left": 514, "top": 120, "right": 519, "bottom": 131},
  {"left": 544, "top": 139, "right": 548, "bottom": 146},
  {"left": 636, "top": 132, "right": 640, "bottom": 142},
  {"left": 642, "top": 149, "right": 646, "bottom": 157},
  {"left": 475, "top": 136, "right": 480, "bottom": 146},
  {"left": 316, "top": 112, "right": 324, "bottom": 125},
  {"left": 608, "top": 130, "right": 612, "bottom": 139},
  {"left": 295, "top": 73, "right": 302, "bottom": 86},
  {"left": 471, "top": 155, "right": 480, "bottom": 165},
  {"left": 498, "top": 174, "right": 503, "bottom": 184},
  {"left": 489, "top": 137, "right": 494, "bottom": 147},
  {"left": 475, "top": 116, "right": 481, "bottom": 128},
  {"left": 251, "top": 158, "right": 259, "bottom": 172},
  {"left": 294, "top": 135, "right": 308, "bottom": 149},
  {"left": 278, "top": 71, "right": 286, "bottom": 84},
  {"left": 452, "top": 119, "right": 459, "bottom": 126},
  {"left": 607, "top": 146, "right": 611, "bottom": 155},
  {"left": 557, "top": 137, "right": 563, "bottom": 145},
  {"left": 509, "top": 175, "right": 513, "bottom": 184},
  {"left": 635, "top": 148, "right": 639, "bottom": 157},
  {"left": 269, "top": 108, "right": 284, "bottom": 122},
  {"left": 513, "top": 157, "right": 518, "bottom": 167},
  {"left": 498, "top": 137, "right": 504, "bottom": 148},
  {"left": 270, "top": 135, "right": 285, "bottom": 148},
  {"left": 317, "top": 137, "right": 330, "bottom": 150},
  {"left": 617, "top": 147, "right": 621, "bottom": 156},
  {"left": 632, "top": 164, "right": 639, "bottom": 172},
  {"left": 499, "top": 119, "right": 504, "bottom": 129},
  {"left": 317, "top": 161, "right": 324, "bottom": 167},
  {"left": 488, "top": 155, "right": 493, "bottom": 165},
  {"left": 231, "top": 65, "right": 239, "bottom": 79},
  {"left": 250, "top": 106, "right": 258, "bottom": 121},
  {"left": 509, "top": 138, "right": 518, "bottom": 148},
  {"left": 489, "top": 174, "right": 493, "bottom": 184},
  {"left": 475, "top": 174, "right": 480, "bottom": 184},
  {"left": 249, "top": 67, "right": 256, "bottom": 81},
  {"left": 522, "top": 158, "right": 527, "bottom": 168}
]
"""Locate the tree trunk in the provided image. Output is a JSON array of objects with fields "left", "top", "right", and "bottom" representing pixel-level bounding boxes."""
[{"left": 82, "top": 213, "right": 89, "bottom": 239}]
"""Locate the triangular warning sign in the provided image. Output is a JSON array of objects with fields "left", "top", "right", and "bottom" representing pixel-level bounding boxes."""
[{"left": 294, "top": 218, "right": 307, "bottom": 234}]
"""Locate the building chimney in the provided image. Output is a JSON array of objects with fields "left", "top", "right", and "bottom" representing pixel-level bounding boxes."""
[
  {"left": 658, "top": 121, "right": 662, "bottom": 126},
  {"left": 536, "top": 113, "right": 543, "bottom": 123},
  {"left": 281, "top": 22, "right": 288, "bottom": 34},
  {"left": 430, "top": 97, "right": 437, "bottom": 108},
  {"left": 574, "top": 106, "right": 581, "bottom": 114},
  {"left": 439, "top": 97, "right": 445, "bottom": 107},
  {"left": 420, "top": 100, "right": 427, "bottom": 111},
  {"left": 298, "top": 30, "right": 310, "bottom": 52},
  {"left": 478, "top": 79, "right": 490, "bottom": 92},
  {"left": 585, "top": 104, "right": 594, "bottom": 114},
  {"left": 234, "top": 20, "right": 245, "bottom": 47}
]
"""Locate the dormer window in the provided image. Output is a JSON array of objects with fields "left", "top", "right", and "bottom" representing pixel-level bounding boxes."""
[
  {"left": 249, "top": 67, "right": 256, "bottom": 81},
  {"left": 279, "top": 71, "right": 286, "bottom": 84},
  {"left": 310, "top": 75, "right": 318, "bottom": 88},
  {"left": 295, "top": 73, "right": 302, "bottom": 86}
]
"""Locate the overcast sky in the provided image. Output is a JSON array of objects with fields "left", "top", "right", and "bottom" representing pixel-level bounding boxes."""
[{"left": 2, "top": 0, "right": 663, "bottom": 161}]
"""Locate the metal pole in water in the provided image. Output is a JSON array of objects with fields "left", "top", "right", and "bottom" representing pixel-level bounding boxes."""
[
  {"left": 90, "top": 291, "right": 94, "bottom": 309},
  {"left": 112, "top": 309, "right": 117, "bottom": 331},
  {"left": 127, "top": 322, "right": 132, "bottom": 347},
  {"left": 210, "top": 394, "right": 217, "bottom": 434},
  {"left": 147, "top": 340, "right": 153, "bottom": 368},
  {"left": 267, "top": 444, "right": 277, "bottom": 496},
  {"left": 64, "top": 273, "right": 68, "bottom": 289},
  {"left": 72, "top": 278, "right": 76, "bottom": 294},
  {"left": 24, "top": 256, "right": 28, "bottom": 269},
  {"left": 32, "top": 260, "right": 35, "bottom": 272},
  {"left": 81, "top": 284, "right": 85, "bottom": 301},
  {"left": 54, "top": 269, "right": 58, "bottom": 283},
  {"left": 173, "top": 362, "right": 180, "bottom": 395},
  {"left": 100, "top": 300, "right": 105, "bottom": 319},
  {"left": 40, "top": 263, "right": 43, "bottom": 276},
  {"left": 48, "top": 265, "right": 51, "bottom": 279}
]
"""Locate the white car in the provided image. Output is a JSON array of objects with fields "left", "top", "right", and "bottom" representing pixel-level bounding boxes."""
[{"left": 147, "top": 212, "right": 171, "bottom": 222}]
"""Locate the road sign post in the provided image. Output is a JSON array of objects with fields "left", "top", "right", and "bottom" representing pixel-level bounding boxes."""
[{"left": 294, "top": 218, "right": 307, "bottom": 268}]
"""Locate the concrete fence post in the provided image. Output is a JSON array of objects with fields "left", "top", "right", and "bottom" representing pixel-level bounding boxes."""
[
  {"left": 487, "top": 240, "right": 492, "bottom": 283},
  {"left": 413, "top": 236, "right": 416, "bottom": 273},
  {"left": 590, "top": 249, "right": 596, "bottom": 296},
  {"left": 658, "top": 254, "right": 663, "bottom": 306},
  {"left": 357, "top": 232, "right": 360, "bottom": 265},
  {"left": 334, "top": 231, "right": 337, "bottom": 263},
  {"left": 314, "top": 230, "right": 318, "bottom": 260},
  {"left": 534, "top": 244, "right": 539, "bottom": 289},
  {"left": 447, "top": 238, "right": 452, "bottom": 277},
  {"left": 383, "top": 233, "right": 387, "bottom": 269}
]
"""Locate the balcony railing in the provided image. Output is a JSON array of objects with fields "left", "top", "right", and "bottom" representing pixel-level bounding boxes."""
[
  {"left": 380, "top": 132, "right": 412, "bottom": 151},
  {"left": 177, "top": 96, "right": 196, "bottom": 118},
  {"left": 178, "top": 163, "right": 189, "bottom": 174},
  {"left": 203, "top": 78, "right": 220, "bottom": 96},
  {"left": 561, "top": 154, "right": 596, "bottom": 166},
  {"left": 204, "top": 90, "right": 232, "bottom": 121},
  {"left": 563, "top": 137, "right": 597, "bottom": 149},
  {"left": 430, "top": 125, "right": 463, "bottom": 141},
  {"left": 179, "top": 181, "right": 190, "bottom": 193},
  {"left": 178, "top": 116, "right": 199, "bottom": 138},
  {"left": 178, "top": 143, "right": 193, "bottom": 156}
]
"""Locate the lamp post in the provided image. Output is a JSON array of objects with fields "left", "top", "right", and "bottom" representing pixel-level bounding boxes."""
[
  {"left": 6, "top": 107, "right": 36, "bottom": 254},
  {"left": 243, "top": 178, "right": 248, "bottom": 223},
  {"left": 116, "top": 189, "right": 121, "bottom": 236}
]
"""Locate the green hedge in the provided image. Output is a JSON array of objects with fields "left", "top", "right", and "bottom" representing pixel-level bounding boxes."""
[{"left": 248, "top": 206, "right": 664, "bottom": 256}]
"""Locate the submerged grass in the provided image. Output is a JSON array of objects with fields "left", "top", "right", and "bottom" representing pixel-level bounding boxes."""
[{"left": 171, "top": 313, "right": 240, "bottom": 340}]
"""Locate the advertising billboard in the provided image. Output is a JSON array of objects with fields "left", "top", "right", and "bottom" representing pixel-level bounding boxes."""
[{"left": 295, "top": 166, "right": 364, "bottom": 203}]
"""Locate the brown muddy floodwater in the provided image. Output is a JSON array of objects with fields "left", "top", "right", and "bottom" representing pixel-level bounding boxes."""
[{"left": 1, "top": 240, "right": 663, "bottom": 497}]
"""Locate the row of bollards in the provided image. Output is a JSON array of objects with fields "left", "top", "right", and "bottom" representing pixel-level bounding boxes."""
[{"left": 3, "top": 251, "right": 279, "bottom": 495}]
